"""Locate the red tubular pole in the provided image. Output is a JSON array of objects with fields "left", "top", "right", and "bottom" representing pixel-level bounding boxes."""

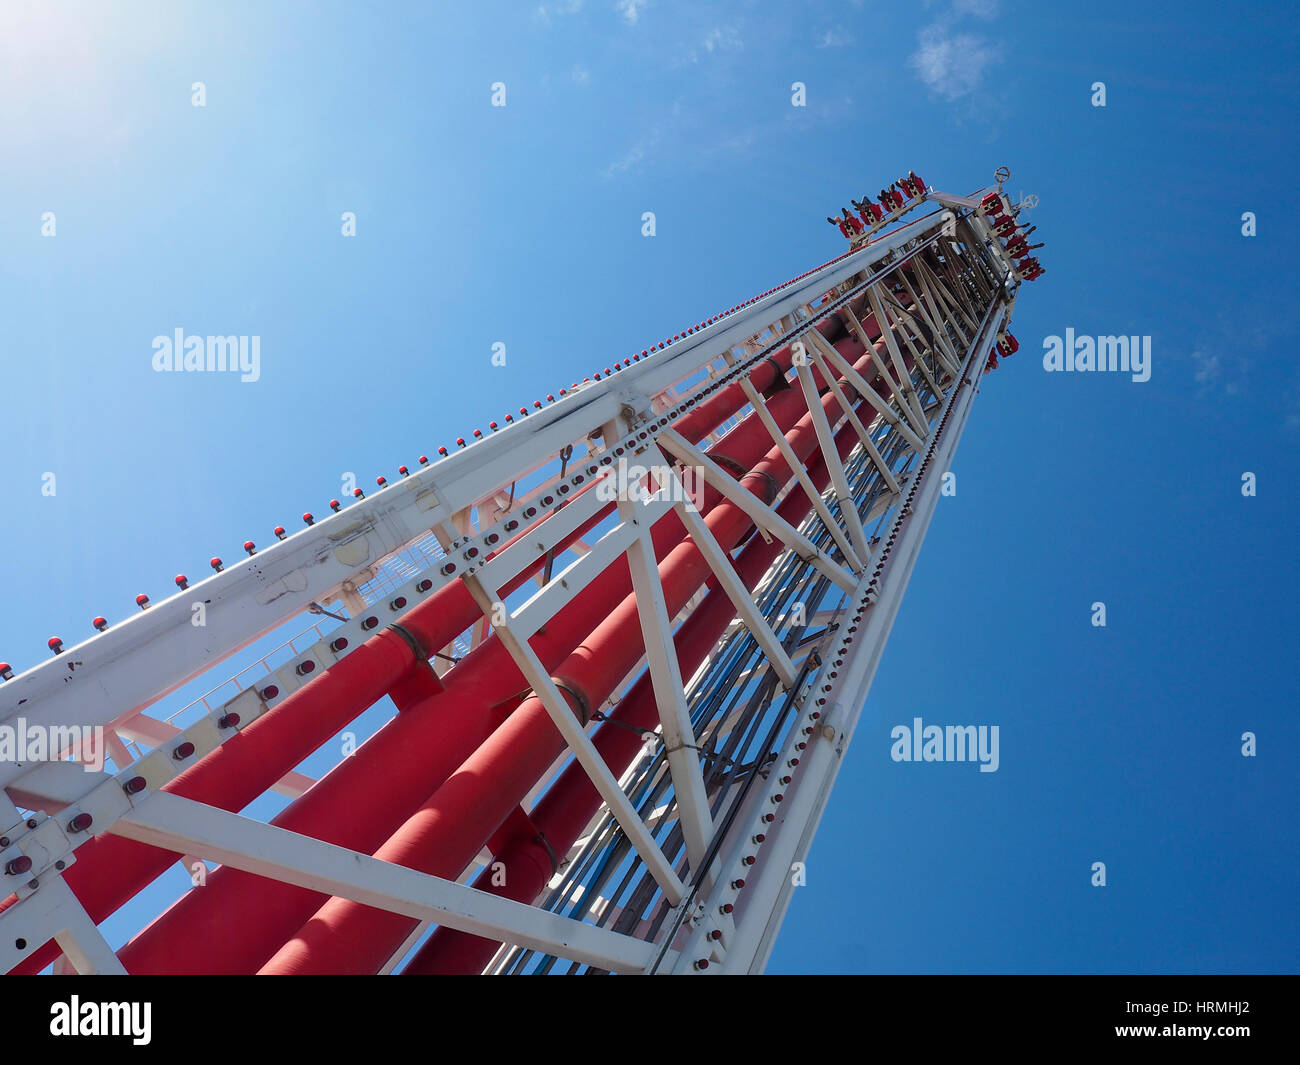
[
  {"left": 5, "top": 470, "right": 648, "bottom": 976},
  {"left": 114, "top": 514, "right": 690, "bottom": 974},
  {"left": 5, "top": 323, "right": 828, "bottom": 976},
  {"left": 407, "top": 397, "right": 868, "bottom": 973},
  {"left": 113, "top": 348, "right": 834, "bottom": 974},
  {"left": 258, "top": 337, "right": 884, "bottom": 975},
  {"left": 5, "top": 635, "right": 415, "bottom": 975},
  {"left": 8, "top": 297, "right": 889, "bottom": 975},
  {"left": 407, "top": 324, "right": 913, "bottom": 975}
]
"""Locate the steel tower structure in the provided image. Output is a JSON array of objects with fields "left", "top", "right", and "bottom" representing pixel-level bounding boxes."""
[{"left": 0, "top": 177, "right": 1040, "bottom": 975}]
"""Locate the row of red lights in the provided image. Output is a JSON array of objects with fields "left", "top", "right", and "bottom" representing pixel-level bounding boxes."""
[
  {"left": 693, "top": 207, "right": 1007, "bottom": 969},
  {"left": 0, "top": 251, "right": 875, "bottom": 684},
  {"left": 693, "top": 587, "right": 870, "bottom": 970},
  {"left": 3, "top": 716, "right": 248, "bottom": 880},
  {"left": 695, "top": 370, "right": 948, "bottom": 961}
]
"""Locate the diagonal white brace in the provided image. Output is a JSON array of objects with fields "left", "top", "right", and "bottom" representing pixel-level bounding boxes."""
[
  {"left": 916, "top": 256, "right": 976, "bottom": 341},
  {"left": 0, "top": 876, "right": 128, "bottom": 975},
  {"left": 654, "top": 456, "right": 799, "bottom": 690},
  {"left": 899, "top": 264, "right": 963, "bottom": 371},
  {"left": 872, "top": 291, "right": 943, "bottom": 401},
  {"left": 106, "top": 791, "right": 663, "bottom": 973},
  {"left": 657, "top": 429, "right": 858, "bottom": 595},
  {"left": 865, "top": 286, "right": 931, "bottom": 430},
  {"left": 499, "top": 494, "right": 675, "bottom": 641},
  {"left": 840, "top": 305, "right": 931, "bottom": 444},
  {"left": 892, "top": 271, "right": 961, "bottom": 378},
  {"left": 732, "top": 375, "right": 863, "bottom": 573},
  {"left": 615, "top": 483, "right": 716, "bottom": 874},
  {"left": 801, "top": 330, "right": 903, "bottom": 496},
  {"left": 456, "top": 565, "right": 688, "bottom": 906},
  {"left": 792, "top": 358, "right": 876, "bottom": 561}
]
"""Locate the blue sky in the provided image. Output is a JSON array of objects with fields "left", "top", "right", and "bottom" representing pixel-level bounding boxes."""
[{"left": 1, "top": 0, "right": 1297, "bottom": 974}]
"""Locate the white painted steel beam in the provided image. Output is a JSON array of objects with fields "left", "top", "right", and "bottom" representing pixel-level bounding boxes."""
[
  {"left": 616, "top": 487, "right": 716, "bottom": 875},
  {"left": 0, "top": 210, "right": 955, "bottom": 788},
  {"left": 732, "top": 374, "right": 864, "bottom": 574},
  {"left": 658, "top": 460, "right": 799, "bottom": 690},
  {"left": 792, "top": 361, "right": 874, "bottom": 563},
  {"left": 801, "top": 330, "right": 903, "bottom": 494},
  {"left": 723, "top": 297, "right": 1004, "bottom": 973},
  {"left": 456, "top": 559, "right": 688, "bottom": 907},
  {"left": 105, "top": 791, "right": 663, "bottom": 974},
  {"left": 657, "top": 429, "right": 858, "bottom": 596}
]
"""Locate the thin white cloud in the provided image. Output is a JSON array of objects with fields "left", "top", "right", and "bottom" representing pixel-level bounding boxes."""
[
  {"left": 703, "top": 26, "right": 740, "bottom": 53},
  {"left": 603, "top": 121, "right": 663, "bottom": 177},
  {"left": 909, "top": 24, "right": 998, "bottom": 99},
  {"left": 816, "top": 27, "right": 853, "bottom": 48},
  {"left": 572, "top": 65, "right": 591, "bottom": 85},
  {"left": 536, "top": 0, "right": 583, "bottom": 24},
  {"left": 603, "top": 143, "right": 645, "bottom": 177},
  {"left": 672, "top": 25, "right": 741, "bottom": 66},
  {"left": 951, "top": 0, "right": 1000, "bottom": 17},
  {"left": 618, "top": 0, "right": 648, "bottom": 25},
  {"left": 1190, "top": 349, "right": 1221, "bottom": 385}
]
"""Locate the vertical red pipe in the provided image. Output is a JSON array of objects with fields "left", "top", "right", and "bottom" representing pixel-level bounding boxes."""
[
  {"left": 6, "top": 328, "right": 822, "bottom": 975},
  {"left": 407, "top": 399, "right": 868, "bottom": 973},
  {"left": 113, "top": 363, "right": 826, "bottom": 974},
  {"left": 258, "top": 340, "right": 880, "bottom": 974}
]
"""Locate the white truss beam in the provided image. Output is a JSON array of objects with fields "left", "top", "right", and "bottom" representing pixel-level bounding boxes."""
[
  {"left": 615, "top": 485, "right": 716, "bottom": 875},
  {"left": 657, "top": 429, "right": 857, "bottom": 596},
  {"left": 801, "top": 329, "right": 903, "bottom": 495},
  {"left": 455, "top": 557, "right": 688, "bottom": 906},
  {"left": 104, "top": 789, "right": 661, "bottom": 974},
  {"left": 792, "top": 360, "right": 875, "bottom": 562},
  {"left": 731, "top": 374, "right": 864, "bottom": 573}
]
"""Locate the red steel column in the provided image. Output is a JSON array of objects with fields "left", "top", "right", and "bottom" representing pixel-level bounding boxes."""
[
  {"left": 259, "top": 338, "right": 883, "bottom": 974},
  {"left": 408, "top": 396, "right": 868, "bottom": 973},
  {"left": 6, "top": 324, "right": 826, "bottom": 975},
  {"left": 114, "top": 348, "right": 832, "bottom": 974}
]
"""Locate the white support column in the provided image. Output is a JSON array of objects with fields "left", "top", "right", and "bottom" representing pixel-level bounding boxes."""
[
  {"left": 615, "top": 486, "right": 716, "bottom": 875},
  {"left": 792, "top": 360, "right": 875, "bottom": 563},
  {"left": 657, "top": 429, "right": 857, "bottom": 596},
  {"left": 656, "top": 458, "right": 799, "bottom": 690},
  {"left": 733, "top": 377, "right": 864, "bottom": 573},
  {"left": 721, "top": 294, "right": 1003, "bottom": 974},
  {"left": 455, "top": 558, "right": 688, "bottom": 907},
  {"left": 839, "top": 305, "right": 930, "bottom": 445}
]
